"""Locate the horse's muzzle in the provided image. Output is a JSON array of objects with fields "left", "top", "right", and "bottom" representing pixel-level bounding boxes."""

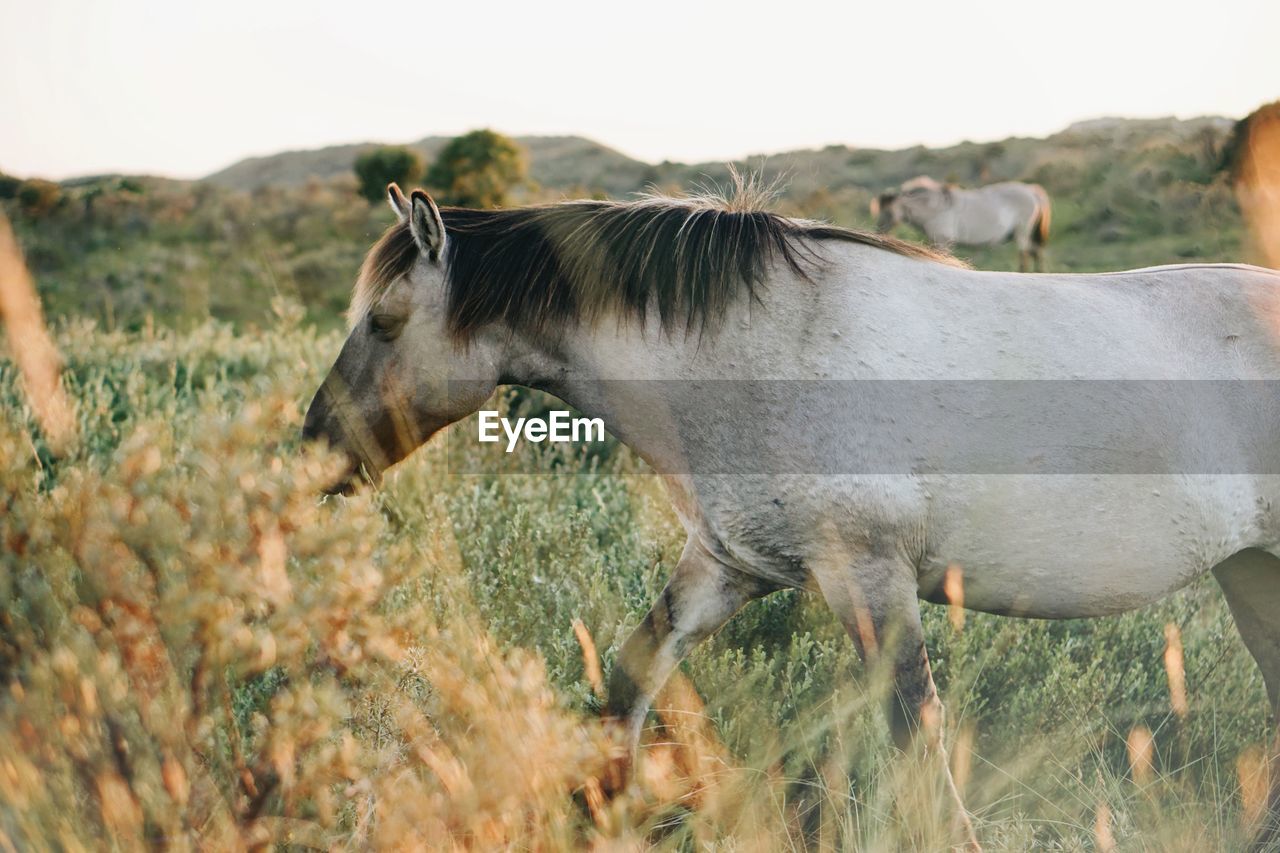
[
  {"left": 302, "top": 388, "right": 379, "bottom": 495},
  {"left": 318, "top": 456, "right": 365, "bottom": 496}
]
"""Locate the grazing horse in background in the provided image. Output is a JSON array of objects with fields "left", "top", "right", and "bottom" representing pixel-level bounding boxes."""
[
  {"left": 873, "top": 176, "right": 1052, "bottom": 271},
  {"left": 305, "top": 181, "right": 1280, "bottom": 850}
]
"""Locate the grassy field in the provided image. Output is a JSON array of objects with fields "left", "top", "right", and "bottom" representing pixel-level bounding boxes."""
[
  {"left": 1, "top": 115, "right": 1276, "bottom": 849},
  {"left": 0, "top": 314, "right": 1275, "bottom": 850}
]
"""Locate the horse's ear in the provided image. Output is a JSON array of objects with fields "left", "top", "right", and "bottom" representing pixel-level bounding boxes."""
[
  {"left": 387, "top": 183, "right": 410, "bottom": 223},
  {"left": 409, "top": 190, "right": 446, "bottom": 258}
]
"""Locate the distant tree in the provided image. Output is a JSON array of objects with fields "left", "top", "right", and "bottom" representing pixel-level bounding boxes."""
[
  {"left": 354, "top": 146, "right": 423, "bottom": 203},
  {"left": 0, "top": 172, "right": 20, "bottom": 200},
  {"left": 16, "top": 179, "right": 62, "bottom": 217},
  {"left": 425, "top": 130, "right": 526, "bottom": 208}
]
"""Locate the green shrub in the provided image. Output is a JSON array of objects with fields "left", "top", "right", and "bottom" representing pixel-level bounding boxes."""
[
  {"left": 353, "top": 146, "right": 423, "bottom": 203},
  {"left": 425, "top": 129, "right": 527, "bottom": 208},
  {"left": 16, "top": 178, "right": 62, "bottom": 217},
  {"left": 0, "top": 172, "right": 21, "bottom": 200}
]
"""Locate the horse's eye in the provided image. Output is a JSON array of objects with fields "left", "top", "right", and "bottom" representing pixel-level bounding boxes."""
[{"left": 369, "top": 313, "right": 405, "bottom": 340}]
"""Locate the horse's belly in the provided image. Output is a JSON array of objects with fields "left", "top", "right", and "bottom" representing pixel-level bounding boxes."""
[
  {"left": 960, "top": 220, "right": 1016, "bottom": 247},
  {"left": 918, "top": 475, "right": 1275, "bottom": 618}
]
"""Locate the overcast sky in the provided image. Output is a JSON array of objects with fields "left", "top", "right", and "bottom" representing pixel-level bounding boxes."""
[{"left": 4, "top": 0, "right": 1278, "bottom": 180}]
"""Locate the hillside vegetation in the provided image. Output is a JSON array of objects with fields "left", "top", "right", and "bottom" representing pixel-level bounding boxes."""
[
  {"left": 205, "top": 135, "right": 655, "bottom": 198},
  {"left": 3, "top": 115, "right": 1254, "bottom": 332}
]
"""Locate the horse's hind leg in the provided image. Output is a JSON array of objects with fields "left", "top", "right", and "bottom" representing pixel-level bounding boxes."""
[
  {"left": 604, "top": 539, "right": 775, "bottom": 767},
  {"left": 1214, "top": 548, "right": 1280, "bottom": 848}
]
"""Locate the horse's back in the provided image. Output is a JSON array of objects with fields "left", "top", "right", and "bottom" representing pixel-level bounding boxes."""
[
  {"left": 677, "top": 252, "right": 1280, "bottom": 614},
  {"left": 888, "top": 259, "right": 1280, "bottom": 614},
  {"left": 822, "top": 257, "right": 1280, "bottom": 380}
]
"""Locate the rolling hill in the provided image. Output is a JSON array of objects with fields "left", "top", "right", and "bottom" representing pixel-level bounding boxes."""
[
  {"left": 204, "top": 135, "right": 657, "bottom": 197},
  {"left": 5, "top": 115, "right": 1253, "bottom": 331},
  {"left": 201, "top": 116, "right": 1236, "bottom": 202}
]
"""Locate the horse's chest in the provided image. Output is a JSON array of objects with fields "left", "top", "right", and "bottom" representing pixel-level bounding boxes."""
[
  {"left": 664, "top": 477, "right": 820, "bottom": 588},
  {"left": 665, "top": 476, "right": 928, "bottom": 591}
]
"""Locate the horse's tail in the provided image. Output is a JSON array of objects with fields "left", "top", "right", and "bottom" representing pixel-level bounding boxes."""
[{"left": 1030, "top": 186, "right": 1051, "bottom": 246}]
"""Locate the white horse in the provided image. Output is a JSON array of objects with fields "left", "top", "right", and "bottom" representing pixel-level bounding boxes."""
[
  {"left": 305, "top": 183, "right": 1280, "bottom": 849},
  {"left": 873, "top": 176, "right": 1052, "bottom": 271}
]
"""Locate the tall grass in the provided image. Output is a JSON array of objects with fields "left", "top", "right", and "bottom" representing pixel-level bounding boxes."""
[{"left": 1, "top": 312, "right": 1274, "bottom": 849}]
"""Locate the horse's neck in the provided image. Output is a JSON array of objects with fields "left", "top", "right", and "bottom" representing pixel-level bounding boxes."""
[
  {"left": 500, "top": 246, "right": 911, "bottom": 471},
  {"left": 506, "top": 242, "right": 921, "bottom": 394},
  {"left": 912, "top": 197, "right": 960, "bottom": 242},
  {"left": 502, "top": 319, "right": 684, "bottom": 382},
  {"left": 505, "top": 319, "right": 707, "bottom": 472}
]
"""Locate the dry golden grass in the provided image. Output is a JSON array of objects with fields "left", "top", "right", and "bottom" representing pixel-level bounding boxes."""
[{"left": 0, "top": 210, "right": 75, "bottom": 453}]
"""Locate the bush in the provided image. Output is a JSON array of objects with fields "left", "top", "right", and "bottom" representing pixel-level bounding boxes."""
[
  {"left": 425, "top": 129, "right": 527, "bottom": 208},
  {"left": 353, "top": 146, "right": 423, "bottom": 203},
  {"left": 0, "top": 172, "right": 20, "bottom": 200},
  {"left": 16, "top": 179, "right": 62, "bottom": 217},
  {"left": 0, "top": 324, "right": 630, "bottom": 848}
]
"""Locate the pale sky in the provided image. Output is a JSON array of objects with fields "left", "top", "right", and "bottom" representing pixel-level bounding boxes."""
[{"left": 3, "top": 0, "right": 1278, "bottom": 180}]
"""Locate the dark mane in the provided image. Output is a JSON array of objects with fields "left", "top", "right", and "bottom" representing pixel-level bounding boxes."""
[{"left": 351, "top": 194, "right": 957, "bottom": 339}]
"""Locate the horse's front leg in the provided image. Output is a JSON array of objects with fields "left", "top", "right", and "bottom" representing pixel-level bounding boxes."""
[
  {"left": 812, "top": 556, "right": 941, "bottom": 747},
  {"left": 604, "top": 539, "right": 775, "bottom": 766},
  {"left": 813, "top": 554, "right": 980, "bottom": 850}
]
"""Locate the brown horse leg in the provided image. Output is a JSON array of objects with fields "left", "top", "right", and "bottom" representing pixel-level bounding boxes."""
[
  {"left": 1213, "top": 549, "right": 1280, "bottom": 849},
  {"left": 604, "top": 539, "right": 774, "bottom": 784}
]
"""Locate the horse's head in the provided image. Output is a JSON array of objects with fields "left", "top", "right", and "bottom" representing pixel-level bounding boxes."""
[
  {"left": 870, "top": 191, "right": 902, "bottom": 233},
  {"left": 873, "top": 177, "right": 952, "bottom": 233},
  {"left": 302, "top": 184, "right": 500, "bottom": 493}
]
